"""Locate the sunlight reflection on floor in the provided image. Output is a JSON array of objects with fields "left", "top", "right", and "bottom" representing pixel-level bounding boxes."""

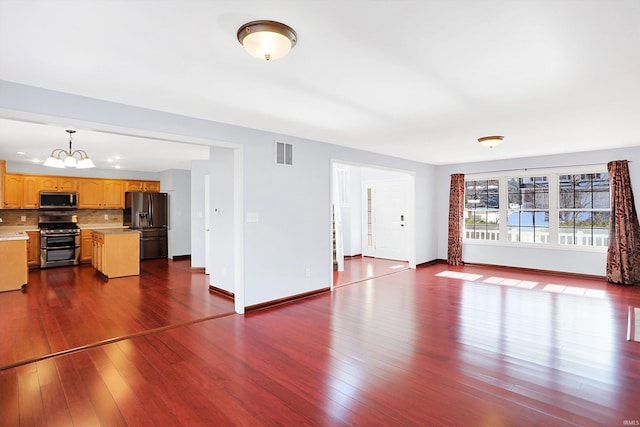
[{"left": 436, "top": 270, "right": 606, "bottom": 298}]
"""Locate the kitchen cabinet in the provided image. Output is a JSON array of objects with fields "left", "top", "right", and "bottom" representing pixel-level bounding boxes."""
[
  {"left": 126, "top": 180, "right": 160, "bottom": 192},
  {"left": 39, "top": 176, "right": 77, "bottom": 192},
  {"left": 3, "top": 174, "right": 79, "bottom": 209},
  {"left": 92, "top": 230, "right": 139, "bottom": 278},
  {"left": 1, "top": 165, "right": 156, "bottom": 210},
  {"left": 77, "top": 178, "right": 102, "bottom": 208},
  {"left": 0, "top": 232, "right": 28, "bottom": 291},
  {"left": 26, "top": 231, "right": 40, "bottom": 268},
  {"left": 22, "top": 176, "right": 40, "bottom": 208},
  {"left": 103, "top": 180, "right": 125, "bottom": 208},
  {"left": 2, "top": 173, "right": 23, "bottom": 208},
  {"left": 80, "top": 229, "right": 93, "bottom": 263},
  {"left": 78, "top": 179, "right": 125, "bottom": 209}
]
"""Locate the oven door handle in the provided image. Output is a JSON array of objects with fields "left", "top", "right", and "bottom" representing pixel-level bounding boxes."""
[{"left": 42, "top": 245, "right": 80, "bottom": 250}]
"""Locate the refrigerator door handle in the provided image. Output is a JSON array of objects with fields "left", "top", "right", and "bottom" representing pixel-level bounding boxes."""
[{"left": 148, "top": 193, "right": 153, "bottom": 227}]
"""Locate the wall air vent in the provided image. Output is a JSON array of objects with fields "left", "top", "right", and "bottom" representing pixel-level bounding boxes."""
[{"left": 275, "top": 141, "right": 293, "bottom": 166}]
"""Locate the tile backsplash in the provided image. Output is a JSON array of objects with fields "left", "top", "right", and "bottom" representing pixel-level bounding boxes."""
[
  {"left": 0, "top": 209, "right": 123, "bottom": 228},
  {"left": 0, "top": 210, "right": 38, "bottom": 227}
]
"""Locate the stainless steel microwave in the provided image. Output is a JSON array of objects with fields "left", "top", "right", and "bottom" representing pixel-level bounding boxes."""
[{"left": 39, "top": 192, "right": 78, "bottom": 209}]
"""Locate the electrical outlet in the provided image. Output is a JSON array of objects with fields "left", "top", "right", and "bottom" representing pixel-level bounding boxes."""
[
  {"left": 0, "top": 217, "right": 3, "bottom": 222},
  {"left": 21, "top": 215, "right": 26, "bottom": 222},
  {"left": 104, "top": 214, "right": 109, "bottom": 220},
  {"left": 305, "top": 268, "right": 311, "bottom": 277}
]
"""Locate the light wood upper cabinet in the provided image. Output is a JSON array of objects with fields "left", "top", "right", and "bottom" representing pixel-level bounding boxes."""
[
  {"left": 143, "top": 181, "right": 160, "bottom": 192},
  {"left": 0, "top": 162, "right": 158, "bottom": 210},
  {"left": 125, "top": 181, "right": 144, "bottom": 192},
  {"left": 40, "top": 176, "right": 77, "bottom": 192},
  {"left": 22, "top": 176, "right": 40, "bottom": 209},
  {"left": 103, "top": 180, "right": 124, "bottom": 208},
  {"left": 2, "top": 173, "right": 23, "bottom": 208},
  {"left": 125, "top": 180, "right": 160, "bottom": 192},
  {"left": 2, "top": 172, "right": 81, "bottom": 209},
  {"left": 77, "top": 178, "right": 104, "bottom": 209},
  {"left": 78, "top": 178, "right": 125, "bottom": 209}
]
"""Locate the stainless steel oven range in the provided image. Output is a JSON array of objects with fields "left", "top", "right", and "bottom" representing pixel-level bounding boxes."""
[{"left": 39, "top": 212, "right": 80, "bottom": 268}]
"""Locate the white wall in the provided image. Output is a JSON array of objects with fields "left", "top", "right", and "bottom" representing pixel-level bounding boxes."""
[
  {"left": 343, "top": 166, "right": 362, "bottom": 256},
  {"left": 190, "top": 158, "right": 210, "bottom": 268},
  {"left": 435, "top": 146, "right": 640, "bottom": 276},
  {"left": 233, "top": 135, "right": 435, "bottom": 306},
  {"left": 206, "top": 147, "right": 235, "bottom": 293},
  {"left": 159, "top": 168, "right": 191, "bottom": 258}
]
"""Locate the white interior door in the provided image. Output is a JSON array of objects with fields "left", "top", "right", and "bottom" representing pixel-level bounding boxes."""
[{"left": 363, "top": 179, "right": 409, "bottom": 261}]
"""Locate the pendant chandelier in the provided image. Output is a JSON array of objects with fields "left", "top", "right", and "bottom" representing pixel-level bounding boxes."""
[{"left": 44, "top": 129, "right": 95, "bottom": 169}]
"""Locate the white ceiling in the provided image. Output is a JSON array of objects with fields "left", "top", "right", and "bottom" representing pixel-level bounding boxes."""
[{"left": 0, "top": 0, "right": 639, "bottom": 172}]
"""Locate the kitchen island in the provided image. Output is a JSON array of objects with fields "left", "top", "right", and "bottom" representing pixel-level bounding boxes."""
[
  {"left": 92, "top": 229, "right": 140, "bottom": 279},
  {"left": 0, "top": 231, "right": 28, "bottom": 291}
]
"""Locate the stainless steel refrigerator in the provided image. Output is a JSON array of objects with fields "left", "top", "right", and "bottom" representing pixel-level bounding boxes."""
[{"left": 124, "top": 192, "right": 168, "bottom": 260}]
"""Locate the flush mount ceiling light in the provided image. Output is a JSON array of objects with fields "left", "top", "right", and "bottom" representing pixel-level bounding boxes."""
[
  {"left": 43, "top": 130, "right": 95, "bottom": 169},
  {"left": 478, "top": 135, "right": 504, "bottom": 148},
  {"left": 237, "top": 20, "right": 297, "bottom": 61}
]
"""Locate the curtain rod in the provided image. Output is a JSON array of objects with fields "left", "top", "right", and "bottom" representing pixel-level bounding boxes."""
[{"left": 450, "top": 161, "right": 631, "bottom": 176}]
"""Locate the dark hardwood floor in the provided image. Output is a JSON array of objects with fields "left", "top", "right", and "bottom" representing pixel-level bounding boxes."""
[
  {"left": 2, "top": 258, "right": 640, "bottom": 426},
  {"left": 333, "top": 256, "right": 409, "bottom": 287},
  {"left": 0, "top": 259, "right": 235, "bottom": 369}
]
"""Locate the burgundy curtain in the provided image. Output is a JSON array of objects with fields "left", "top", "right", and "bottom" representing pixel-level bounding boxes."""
[
  {"left": 447, "top": 174, "right": 465, "bottom": 265},
  {"left": 607, "top": 160, "right": 640, "bottom": 285}
]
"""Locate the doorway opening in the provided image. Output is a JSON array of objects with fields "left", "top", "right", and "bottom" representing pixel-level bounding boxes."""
[{"left": 331, "top": 161, "right": 414, "bottom": 288}]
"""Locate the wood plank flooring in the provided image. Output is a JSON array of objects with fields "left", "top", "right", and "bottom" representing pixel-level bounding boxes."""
[
  {"left": 0, "top": 259, "right": 235, "bottom": 369},
  {"left": 2, "top": 258, "right": 640, "bottom": 426}
]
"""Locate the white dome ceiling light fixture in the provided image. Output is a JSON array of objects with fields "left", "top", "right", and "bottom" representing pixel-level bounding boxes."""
[
  {"left": 478, "top": 135, "right": 504, "bottom": 148},
  {"left": 43, "top": 129, "right": 95, "bottom": 169},
  {"left": 237, "top": 20, "right": 297, "bottom": 61}
]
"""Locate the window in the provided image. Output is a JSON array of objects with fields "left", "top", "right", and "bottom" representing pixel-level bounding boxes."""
[
  {"left": 464, "top": 179, "right": 499, "bottom": 241},
  {"left": 462, "top": 168, "right": 610, "bottom": 249},
  {"left": 558, "top": 173, "right": 610, "bottom": 247},
  {"left": 507, "top": 176, "right": 549, "bottom": 243}
]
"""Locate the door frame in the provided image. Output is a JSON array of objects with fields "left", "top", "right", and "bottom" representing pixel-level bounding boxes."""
[{"left": 330, "top": 160, "right": 416, "bottom": 290}]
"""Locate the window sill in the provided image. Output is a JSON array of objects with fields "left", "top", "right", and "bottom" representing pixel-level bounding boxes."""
[{"left": 462, "top": 239, "right": 607, "bottom": 253}]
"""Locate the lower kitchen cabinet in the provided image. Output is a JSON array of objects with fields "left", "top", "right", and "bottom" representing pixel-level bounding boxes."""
[
  {"left": 92, "top": 230, "right": 140, "bottom": 278},
  {"left": 80, "top": 229, "right": 93, "bottom": 263},
  {"left": 26, "top": 231, "right": 40, "bottom": 268},
  {"left": 0, "top": 234, "right": 28, "bottom": 291}
]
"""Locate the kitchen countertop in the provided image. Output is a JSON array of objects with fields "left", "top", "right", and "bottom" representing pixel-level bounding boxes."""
[
  {"left": 0, "top": 224, "right": 131, "bottom": 233},
  {"left": 92, "top": 229, "right": 140, "bottom": 235},
  {"left": 0, "top": 226, "right": 39, "bottom": 232},
  {"left": 79, "top": 224, "right": 129, "bottom": 230},
  {"left": 0, "top": 231, "right": 29, "bottom": 241}
]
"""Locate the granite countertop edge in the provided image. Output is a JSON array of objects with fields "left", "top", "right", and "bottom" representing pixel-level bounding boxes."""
[
  {"left": 91, "top": 229, "right": 140, "bottom": 235},
  {"left": 0, "top": 231, "right": 29, "bottom": 241}
]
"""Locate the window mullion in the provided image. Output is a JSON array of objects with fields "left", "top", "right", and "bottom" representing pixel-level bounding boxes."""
[
  {"left": 548, "top": 174, "right": 559, "bottom": 245},
  {"left": 499, "top": 176, "right": 508, "bottom": 243}
]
